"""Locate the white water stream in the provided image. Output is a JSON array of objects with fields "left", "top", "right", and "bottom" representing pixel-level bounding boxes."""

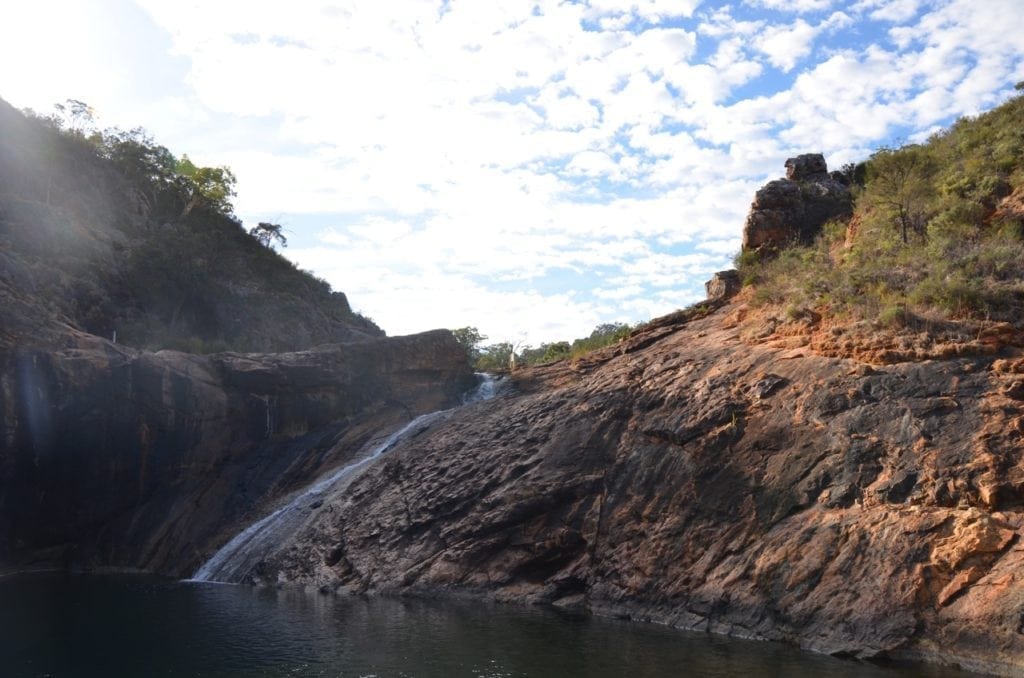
[{"left": 190, "top": 373, "right": 499, "bottom": 583}]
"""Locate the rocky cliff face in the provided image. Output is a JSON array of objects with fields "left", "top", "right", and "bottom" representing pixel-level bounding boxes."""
[
  {"left": 246, "top": 302, "right": 1024, "bottom": 676},
  {"left": 0, "top": 95, "right": 479, "bottom": 576},
  {"left": 0, "top": 328, "right": 476, "bottom": 574},
  {"left": 742, "top": 153, "right": 852, "bottom": 251},
  {"left": 6, "top": 93, "right": 1023, "bottom": 675}
]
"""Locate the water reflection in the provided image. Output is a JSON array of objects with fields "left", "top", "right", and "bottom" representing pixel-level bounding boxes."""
[{"left": 0, "top": 574, "right": 975, "bottom": 678}]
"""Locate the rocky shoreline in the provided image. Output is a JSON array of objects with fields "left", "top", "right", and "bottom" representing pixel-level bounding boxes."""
[{"left": 239, "top": 302, "right": 1024, "bottom": 677}]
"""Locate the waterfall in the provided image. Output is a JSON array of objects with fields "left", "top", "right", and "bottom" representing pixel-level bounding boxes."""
[{"left": 190, "top": 373, "right": 499, "bottom": 583}]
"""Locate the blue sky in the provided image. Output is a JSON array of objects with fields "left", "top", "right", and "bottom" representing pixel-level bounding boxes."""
[{"left": 3, "top": 1, "right": 1024, "bottom": 345}]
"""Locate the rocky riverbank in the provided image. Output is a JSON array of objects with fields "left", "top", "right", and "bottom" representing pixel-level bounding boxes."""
[{"left": 251, "top": 301, "right": 1024, "bottom": 676}]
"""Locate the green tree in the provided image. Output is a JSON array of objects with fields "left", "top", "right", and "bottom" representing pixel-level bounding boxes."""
[
  {"left": 175, "top": 154, "right": 237, "bottom": 218},
  {"left": 53, "top": 99, "right": 95, "bottom": 134},
  {"left": 864, "top": 145, "right": 935, "bottom": 244},
  {"left": 249, "top": 222, "right": 288, "bottom": 248},
  {"left": 475, "top": 341, "right": 513, "bottom": 371},
  {"left": 839, "top": 161, "right": 867, "bottom": 188},
  {"left": 589, "top": 322, "right": 631, "bottom": 340},
  {"left": 451, "top": 326, "right": 486, "bottom": 363},
  {"left": 100, "top": 126, "right": 178, "bottom": 214},
  {"left": 520, "top": 341, "right": 571, "bottom": 365},
  {"left": 542, "top": 341, "right": 571, "bottom": 362}
]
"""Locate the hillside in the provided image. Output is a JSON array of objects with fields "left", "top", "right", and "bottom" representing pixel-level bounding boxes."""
[
  {"left": 0, "top": 97, "right": 476, "bottom": 575},
  {"left": 0, "top": 97, "right": 380, "bottom": 353},
  {"left": 200, "top": 96, "right": 1024, "bottom": 676},
  {"left": 5, "top": 91, "right": 1024, "bottom": 675},
  {"left": 737, "top": 92, "right": 1024, "bottom": 363}
]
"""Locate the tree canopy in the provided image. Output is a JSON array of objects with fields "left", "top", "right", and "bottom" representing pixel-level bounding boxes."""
[
  {"left": 175, "top": 154, "right": 237, "bottom": 218},
  {"left": 864, "top": 145, "right": 935, "bottom": 244},
  {"left": 249, "top": 222, "right": 288, "bottom": 249},
  {"left": 451, "top": 326, "right": 487, "bottom": 363},
  {"left": 458, "top": 322, "right": 635, "bottom": 372}
]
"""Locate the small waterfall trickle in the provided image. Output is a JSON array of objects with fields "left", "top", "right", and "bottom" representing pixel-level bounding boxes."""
[{"left": 190, "top": 373, "right": 500, "bottom": 583}]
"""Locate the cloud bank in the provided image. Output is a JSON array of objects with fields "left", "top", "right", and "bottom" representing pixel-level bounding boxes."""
[{"left": 2, "top": 0, "right": 1023, "bottom": 344}]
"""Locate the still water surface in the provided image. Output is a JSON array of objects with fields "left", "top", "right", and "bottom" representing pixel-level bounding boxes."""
[{"left": 0, "top": 574, "right": 975, "bottom": 678}]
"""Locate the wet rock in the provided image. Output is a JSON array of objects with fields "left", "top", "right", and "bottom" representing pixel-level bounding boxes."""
[{"left": 0, "top": 329, "right": 475, "bottom": 574}]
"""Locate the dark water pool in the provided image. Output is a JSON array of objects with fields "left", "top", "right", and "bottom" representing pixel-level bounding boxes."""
[{"left": 0, "top": 574, "right": 974, "bottom": 677}]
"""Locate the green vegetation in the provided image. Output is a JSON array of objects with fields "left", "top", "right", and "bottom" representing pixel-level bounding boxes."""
[
  {"left": 738, "top": 92, "right": 1024, "bottom": 328},
  {"left": 1, "top": 99, "right": 380, "bottom": 351},
  {"left": 451, "top": 326, "right": 487, "bottom": 364},
  {"left": 454, "top": 322, "right": 634, "bottom": 371},
  {"left": 174, "top": 154, "right": 237, "bottom": 219},
  {"left": 25, "top": 99, "right": 241, "bottom": 225}
]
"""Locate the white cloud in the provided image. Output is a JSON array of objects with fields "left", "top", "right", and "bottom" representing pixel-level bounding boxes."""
[
  {"left": 752, "top": 11, "right": 853, "bottom": 72},
  {"left": 746, "top": 0, "right": 835, "bottom": 13},
  {"left": 3, "top": 0, "right": 1024, "bottom": 344},
  {"left": 583, "top": 0, "right": 704, "bottom": 23},
  {"left": 697, "top": 238, "right": 743, "bottom": 255},
  {"left": 853, "top": 0, "right": 923, "bottom": 23}
]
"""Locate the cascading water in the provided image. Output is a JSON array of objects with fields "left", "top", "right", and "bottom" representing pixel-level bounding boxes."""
[{"left": 190, "top": 373, "right": 500, "bottom": 584}]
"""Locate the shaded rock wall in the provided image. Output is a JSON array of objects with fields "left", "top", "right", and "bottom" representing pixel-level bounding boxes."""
[
  {"left": 0, "top": 329, "right": 475, "bottom": 575},
  {"left": 255, "top": 304, "right": 1024, "bottom": 675}
]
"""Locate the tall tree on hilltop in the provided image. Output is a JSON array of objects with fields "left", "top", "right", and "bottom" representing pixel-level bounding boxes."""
[
  {"left": 865, "top": 145, "right": 935, "bottom": 244},
  {"left": 451, "top": 326, "right": 486, "bottom": 363},
  {"left": 175, "top": 154, "right": 237, "bottom": 219},
  {"left": 249, "top": 222, "right": 288, "bottom": 249}
]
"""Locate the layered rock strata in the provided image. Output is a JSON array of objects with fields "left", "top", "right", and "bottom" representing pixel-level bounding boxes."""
[
  {"left": 254, "top": 303, "right": 1024, "bottom": 676},
  {"left": 0, "top": 329, "right": 475, "bottom": 574}
]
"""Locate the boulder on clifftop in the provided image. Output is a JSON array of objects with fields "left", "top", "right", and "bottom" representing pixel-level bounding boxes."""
[
  {"left": 742, "top": 153, "right": 852, "bottom": 251},
  {"left": 784, "top": 152, "right": 828, "bottom": 180},
  {"left": 705, "top": 270, "right": 741, "bottom": 301}
]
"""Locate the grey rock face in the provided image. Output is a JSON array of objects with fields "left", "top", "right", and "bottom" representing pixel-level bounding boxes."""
[
  {"left": 742, "top": 154, "right": 852, "bottom": 251},
  {"left": 785, "top": 153, "right": 828, "bottom": 180},
  {"left": 0, "top": 329, "right": 475, "bottom": 575}
]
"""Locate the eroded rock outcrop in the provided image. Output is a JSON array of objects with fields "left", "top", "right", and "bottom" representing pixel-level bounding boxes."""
[
  {"left": 742, "top": 153, "right": 853, "bottom": 251},
  {"left": 249, "top": 304, "right": 1024, "bottom": 676},
  {"left": 0, "top": 329, "right": 475, "bottom": 574},
  {"left": 704, "top": 270, "right": 741, "bottom": 301}
]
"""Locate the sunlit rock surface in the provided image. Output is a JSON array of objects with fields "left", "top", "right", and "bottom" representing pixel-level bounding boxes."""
[{"left": 257, "top": 303, "right": 1024, "bottom": 676}]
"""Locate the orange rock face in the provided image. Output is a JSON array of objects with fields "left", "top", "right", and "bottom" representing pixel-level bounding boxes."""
[{"left": 252, "top": 301, "right": 1024, "bottom": 675}]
